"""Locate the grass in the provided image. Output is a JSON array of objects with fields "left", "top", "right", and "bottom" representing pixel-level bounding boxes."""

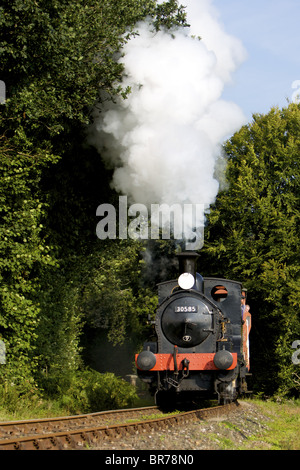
[
  {"left": 210, "top": 399, "right": 300, "bottom": 450},
  {"left": 244, "top": 399, "right": 300, "bottom": 450},
  {"left": 0, "top": 399, "right": 72, "bottom": 422}
]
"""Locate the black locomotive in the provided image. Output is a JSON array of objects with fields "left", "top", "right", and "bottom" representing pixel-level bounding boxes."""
[{"left": 135, "top": 251, "right": 251, "bottom": 406}]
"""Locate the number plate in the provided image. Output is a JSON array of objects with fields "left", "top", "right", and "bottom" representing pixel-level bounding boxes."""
[{"left": 174, "top": 306, "right": 198, "bottom": 313}]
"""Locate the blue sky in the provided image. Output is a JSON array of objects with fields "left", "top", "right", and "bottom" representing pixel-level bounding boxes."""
[{"left": 213, "top": 0, "right": 300, "bottom": 121}]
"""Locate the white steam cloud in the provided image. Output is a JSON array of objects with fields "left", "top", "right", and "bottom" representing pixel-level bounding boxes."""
[{"left": 89, "top": 0, "right": 247, "bottom": 244}]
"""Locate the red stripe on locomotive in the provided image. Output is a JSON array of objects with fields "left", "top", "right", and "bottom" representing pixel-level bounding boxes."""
[{"left": 135, "top": 352, "right": 237, "bottom": 371}]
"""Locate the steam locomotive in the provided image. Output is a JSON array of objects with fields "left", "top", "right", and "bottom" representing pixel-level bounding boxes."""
[{"left": 135, "top": 251, "right": 251, "bottom": 406}]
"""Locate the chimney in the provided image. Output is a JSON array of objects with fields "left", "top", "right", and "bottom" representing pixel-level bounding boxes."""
[{"left": 176, "top": 251, "right": 199, "bottom": 278}]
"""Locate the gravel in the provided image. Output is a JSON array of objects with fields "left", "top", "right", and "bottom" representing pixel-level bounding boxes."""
[{"left": 92, "top": 401, "right": 271, "bottom": 450}]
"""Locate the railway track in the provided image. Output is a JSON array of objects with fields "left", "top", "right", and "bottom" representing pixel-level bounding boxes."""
[{"left": 0, "top": 402, "right": 239, "bottom": 450}]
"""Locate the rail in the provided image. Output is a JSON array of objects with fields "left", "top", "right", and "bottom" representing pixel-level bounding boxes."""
[{"left": 0, "top": 402, "right": 239, "bottom": 450}]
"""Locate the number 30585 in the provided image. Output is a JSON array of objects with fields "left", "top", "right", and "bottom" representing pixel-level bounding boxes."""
[{"left": 175, "top": 306, "right": 197, "bottom": 312}]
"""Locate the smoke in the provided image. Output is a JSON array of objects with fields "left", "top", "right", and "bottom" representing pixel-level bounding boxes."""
[{"left": 89, "top": 0, "right": 247, "bottom": 243}]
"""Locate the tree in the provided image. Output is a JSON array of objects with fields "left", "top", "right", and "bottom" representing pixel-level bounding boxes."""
[
  {"left": 0, "top": 0, "right": 187, "bottom": 148},
  {"left": 202, "top": 103, "right": 300, "bottom": 397},
  {"left": 0, "top": 0, "right": 189, "bottom": 404},
  {"left": 0, "top": 140, "right": 58, "bottom": 400}
]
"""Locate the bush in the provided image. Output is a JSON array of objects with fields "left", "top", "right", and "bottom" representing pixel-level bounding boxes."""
[
  {"left": 86, "top": 371, "right": 138, "bottom": 412},
  {"left": 59, "top": 369, "right": 138, "bottom": 414}
]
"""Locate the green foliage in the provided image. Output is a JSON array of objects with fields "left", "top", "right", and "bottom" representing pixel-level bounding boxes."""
[
  {"left": 153, "top": 0, "right": 189, "bottom": 31},
  {"left": 0, "top": 0, "right": 188, "bottom": 149},
  {"left": 0, "top": 0, "right": 165, "bottom": 145},
  {"left": 0, "top": 0, "right": 188, "bottom": 409},
  {"left": 81, "top": 241, "right": 158, "bottom": 346},
  {"left": 203, "top": 104, "right": 300, "bottom": 397},
  {"left": 0, "top": 368, "right": 137, "bottom": 416},
  {"left": 34, "top": 262, "right": 85, "bottom": 397},
  {"left": 0, "top": 138, "right": 58, "bottom": 390},
  {"left": 60, "top": 369, "right": 138, "bottom": 413},
  {"left": 84, "top": 370, "right": 138, "bottom": 412}
]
